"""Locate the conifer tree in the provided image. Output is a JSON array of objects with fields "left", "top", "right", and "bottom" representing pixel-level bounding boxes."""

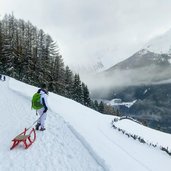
[
  {"left": 64, "top": 66, "right": 73, "bottom": 98},
  {"left": 72, "top": 74, "right": 84, "bottom": 104},
  {"left": 82, "top": 82, "right": 91, "bottom": 107},
  {"left": 0, "top": 13, "right": 100, "bottom": 112},
  {"left": 94, "top": 100, "right": 99, "bottom": 111},
  {"left": 99, "top": 101, "right": 105, "bottom": 113},
  {"left": 0, "top": 20, "right": 4, "bottom": 72},
  {"left": 52, "top": 55, "right": 65, "bottom": 95}
]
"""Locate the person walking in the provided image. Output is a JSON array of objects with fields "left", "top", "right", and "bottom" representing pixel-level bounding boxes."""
[{"left": 35, "top": 83, "right": 48, "bottom": 131}]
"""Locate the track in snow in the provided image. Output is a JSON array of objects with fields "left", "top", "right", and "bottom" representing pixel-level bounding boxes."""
[{"left": 0, "top": 79, "right": 104, "bottom": 171}]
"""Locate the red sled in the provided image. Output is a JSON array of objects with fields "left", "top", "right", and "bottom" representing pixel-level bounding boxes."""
[{"left": 10, "top": 128, "right": 36, "bottom": 150}]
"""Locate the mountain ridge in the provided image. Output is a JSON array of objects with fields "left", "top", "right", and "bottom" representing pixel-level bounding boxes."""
[{"left": 89, "top": 29, "right": 171, "bottom": 134}]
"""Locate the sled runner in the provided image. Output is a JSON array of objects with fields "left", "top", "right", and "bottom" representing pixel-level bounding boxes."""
[{"left": 10, "top": 128, "right": 36, "bottom": 150}]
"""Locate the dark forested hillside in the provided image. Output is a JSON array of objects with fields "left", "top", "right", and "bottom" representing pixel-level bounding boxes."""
[
  {"left": 0, "top": 14, "right": 89, "bottom": 104},
  {"left": 0, "top": 14, "right": 62, "bottom": 90},
  {"left": 92, "top": 83, "right": 171, "bottom": 133}
]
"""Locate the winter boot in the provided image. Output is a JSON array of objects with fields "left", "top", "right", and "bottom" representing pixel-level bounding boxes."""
[
  {"left": 35, "top": 123, "right": 41, "bottom": 130},
  {"left": 40, "top": 127, "right": 46, "bottom": 131}
]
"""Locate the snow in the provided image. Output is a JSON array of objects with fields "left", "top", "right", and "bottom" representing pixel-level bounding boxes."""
[
  {"left": 137, "top": 49, "right": 149, "bottom": 55},
  {"left": 1, "top": 77, "right": 171, "bottom": 171},
  {"left": 114, "top": 119, "right": 171, "bottom": 150},
  {"left": 143, "top": 89, "right": 148, "bottom": 94},
  {"left": 144, "top": 29, "right": 171, "bottom": 54},
  {"left": 108, "top": 99, "right": 137, "bottom": 108},
  {"left": 151, "top": 78, "right": 171, "bottom": 85}
]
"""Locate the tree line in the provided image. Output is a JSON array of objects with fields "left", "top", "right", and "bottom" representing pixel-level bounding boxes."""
[{"left": 0, "top": 14, "right": 117, "bottom": 115}]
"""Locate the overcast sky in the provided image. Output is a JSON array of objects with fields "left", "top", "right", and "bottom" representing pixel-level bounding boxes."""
[{"left": 1, "top": 0, "right": 171, "bottom": 69}]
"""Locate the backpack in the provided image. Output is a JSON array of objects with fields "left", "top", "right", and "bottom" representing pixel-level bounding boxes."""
[{"left": 31, "top": 93, "right": 44, "bottom": 110}]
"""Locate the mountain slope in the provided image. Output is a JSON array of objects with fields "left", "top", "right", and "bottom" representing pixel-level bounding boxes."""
[
  {"left": 96, "top": 28, "right": 171, "bottom": 90},
  {"left": 0, "top": 78, "right": 103, "bottom": 171},
  {"left": 88, "top": 29, "right": 171, "bottom": 134},
  {"left": 106, "top": 49, "right": 171, "bottom": 71},
  {"left": 89, "top": 40, "right": 171, "bottom": 133},
  {"left": 0, "top": 77, "right": 171, "bottom": 171},
  {"left": 144, "top": 29, "right": 171, "bottom": 54}
]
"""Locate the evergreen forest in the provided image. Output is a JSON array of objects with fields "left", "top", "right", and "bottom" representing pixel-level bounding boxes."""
[{"left": 0, "top": 14, "right": 117, "bottom": 115}]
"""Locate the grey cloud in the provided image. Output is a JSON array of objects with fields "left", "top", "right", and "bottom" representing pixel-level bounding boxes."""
[{"left": 1, "top": 0, "right": 171, "bottom": 68}]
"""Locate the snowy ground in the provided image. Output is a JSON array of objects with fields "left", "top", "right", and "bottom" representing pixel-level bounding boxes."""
[
  {"left": 0, "top": 78, "right": 103, "bottom": 171},
  {"left": 0, "top": 77, "right": 171, "bottom": 171}
]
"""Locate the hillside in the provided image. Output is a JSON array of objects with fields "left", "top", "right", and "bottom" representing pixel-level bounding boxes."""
[
  {"left": 0, "top": 77, "right": 171, "bottom": 170},
  {"left": 144, "top": 29, "right": 171, "bottom": 54},
  {"left": 89, "top": 47, "right": 171, "bottom": 133},
  {"left": 95, "top": 83, "right": 171, "bottom": 133},
  {"left": 89, "top": 49, "right": 171, "bottom": 91}
]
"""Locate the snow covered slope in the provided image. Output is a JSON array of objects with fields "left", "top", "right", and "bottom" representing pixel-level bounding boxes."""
[
  {"left": 0, "top": 78, "right": 103, "bottom": 171},
  {"left": 0, "top": 77, "right": 171, "bottom": 171}
]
